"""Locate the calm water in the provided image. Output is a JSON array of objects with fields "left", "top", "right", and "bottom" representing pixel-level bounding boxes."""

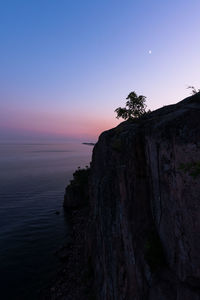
[{"left": 0, "top": 142, "right": 93, "bottom": 300}]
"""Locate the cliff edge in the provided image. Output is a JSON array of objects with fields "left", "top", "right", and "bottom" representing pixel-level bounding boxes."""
[
  {"left": 51, "top": 92, "right": 200, "bottom": 299},
  {"left": 88, "top": 92, "right": 200, "bottom": 299}
]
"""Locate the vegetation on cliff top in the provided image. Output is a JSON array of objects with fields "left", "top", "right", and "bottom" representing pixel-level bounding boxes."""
[{"left": 115, "top": 91, "right": 150, "bottom": 120}]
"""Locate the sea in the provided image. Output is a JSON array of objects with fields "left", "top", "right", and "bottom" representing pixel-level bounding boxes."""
[{"left": 0, "top": 142, "right": 93, "bottom": 300}]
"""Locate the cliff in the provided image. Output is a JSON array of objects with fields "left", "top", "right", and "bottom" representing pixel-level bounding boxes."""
[
  {"left": 51, "top": 93, "right": 200, "bottom": 299},
  {"left": 89, "top": 92, "right": 200, "bottom": 299}
]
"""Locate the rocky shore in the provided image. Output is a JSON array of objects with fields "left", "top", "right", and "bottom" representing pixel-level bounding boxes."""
[{"left": 41, "top": 207, "right": 94, "bottom": 300}]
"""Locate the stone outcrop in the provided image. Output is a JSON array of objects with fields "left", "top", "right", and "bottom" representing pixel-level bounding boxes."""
[
  {"left": 46, "top": 93, "right": 200, "bottom": 299},
  {"left": 87, "top": 92, "right": 200, "bottom": 299}
]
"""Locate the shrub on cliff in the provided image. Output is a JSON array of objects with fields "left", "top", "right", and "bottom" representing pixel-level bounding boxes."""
[
  {"left": 70, "top": 166, "right": 90, "bottom": 189},
  {"left": 115, "top": 91, "right": 150, "bottom": 120},
  {"left": 64, "top": 166, "right": 90, "bottom": 209},
  {"left": 188, "top": 86, "right": 200, "bottom": 95}
]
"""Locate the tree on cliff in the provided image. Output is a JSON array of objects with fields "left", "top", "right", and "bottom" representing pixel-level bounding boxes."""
[{"left": 115, "top": 91, "right": 149, "bottom": 120}]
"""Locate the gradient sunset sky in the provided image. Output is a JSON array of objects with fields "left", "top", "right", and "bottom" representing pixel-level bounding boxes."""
[{"left": 0, "top": 0, "right": 200, "bottom": 142}]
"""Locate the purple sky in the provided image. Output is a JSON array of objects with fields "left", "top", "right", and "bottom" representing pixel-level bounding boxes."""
[{"left": 0, "top": 0, "right": 200, "bottom": 142}]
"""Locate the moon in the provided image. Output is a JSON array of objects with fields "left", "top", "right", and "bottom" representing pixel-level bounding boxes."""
[{"left": 148, "top": 50, "right": 152, "bottom": 54}]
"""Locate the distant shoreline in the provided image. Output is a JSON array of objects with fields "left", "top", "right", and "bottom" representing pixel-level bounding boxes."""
[{"left": 82, "top": 142, "right": 95, "bottom": 146}]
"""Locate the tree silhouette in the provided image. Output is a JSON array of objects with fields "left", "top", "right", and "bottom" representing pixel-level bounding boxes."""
[{"left": 115, "top": 91, "right": 149, "bottom": 120}]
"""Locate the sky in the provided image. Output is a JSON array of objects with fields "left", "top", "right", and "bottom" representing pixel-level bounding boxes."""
[{"left": 0, "top": 0, "right": 200, "bottom": 142}]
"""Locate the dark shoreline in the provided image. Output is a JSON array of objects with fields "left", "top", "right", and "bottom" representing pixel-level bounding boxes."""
[{"left": 40, "top": 206, "right": 94, "bottom": 300}]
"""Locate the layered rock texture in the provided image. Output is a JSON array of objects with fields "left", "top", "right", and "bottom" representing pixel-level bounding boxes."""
[{"left": 53, "top": 93, "right": 200, "bottom": 299}]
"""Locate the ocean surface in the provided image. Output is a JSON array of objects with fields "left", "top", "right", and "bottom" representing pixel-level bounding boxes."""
[{"left": 0, "top": 142, "right": 93, "bottom": 300}]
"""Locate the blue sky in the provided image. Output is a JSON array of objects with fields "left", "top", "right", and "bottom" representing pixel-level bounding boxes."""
[{"left": 0, "top": 0, "right": 200, "bottom": 141}]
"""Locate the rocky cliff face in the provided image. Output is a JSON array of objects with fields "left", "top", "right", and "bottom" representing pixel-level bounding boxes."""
[
  {"left": 87, "top": 93, "right": 200, "bottom": 299},
  {"left": 59, "top": 93, "right": 200, "bottom": 300}
]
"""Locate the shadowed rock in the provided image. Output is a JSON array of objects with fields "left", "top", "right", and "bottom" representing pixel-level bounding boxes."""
[
  {"left": 88, "top": 92, "right": 200, "bottom": 299},
  {"left": 45, "top": 92, "right": 200, "bottom": 299}
]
